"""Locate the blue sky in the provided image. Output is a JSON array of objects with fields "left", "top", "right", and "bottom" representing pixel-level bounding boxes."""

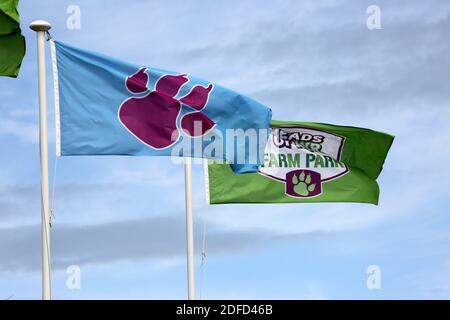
[{"left": 1, "top": 0, "right": 450, "bottom": 299}]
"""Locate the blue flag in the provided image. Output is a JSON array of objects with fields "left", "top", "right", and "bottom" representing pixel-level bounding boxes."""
[{"left": 50, "top": 41, "right": 272, "bottom": 172}]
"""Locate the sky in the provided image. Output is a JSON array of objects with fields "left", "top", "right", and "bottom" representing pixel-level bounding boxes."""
[{"left": 0, "top": 0, "right": 450, "bottom": 299}]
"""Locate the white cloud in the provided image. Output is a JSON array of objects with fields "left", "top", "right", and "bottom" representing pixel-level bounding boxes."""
[{"left": 0, "top": 118, "right": 39, "bottom": 143}]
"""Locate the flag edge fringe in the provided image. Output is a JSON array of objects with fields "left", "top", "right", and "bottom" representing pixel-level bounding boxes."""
[{"left": 49, "top": 39, "right": 61, "bottom": 157}]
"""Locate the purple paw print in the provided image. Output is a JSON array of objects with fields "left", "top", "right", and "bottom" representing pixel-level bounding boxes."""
[{"left": 118, "top": 67, "right": 215, "bottom": 149}]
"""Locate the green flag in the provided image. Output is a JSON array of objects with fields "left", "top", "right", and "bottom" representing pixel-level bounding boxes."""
[
  {"left": 206, "top": 120, "right": 394, "bottom": 205},
  {"left": 0, "top": 0, "right": 25, "bottom": 77}
]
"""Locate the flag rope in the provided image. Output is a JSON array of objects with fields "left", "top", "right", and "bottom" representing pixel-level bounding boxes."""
[
  {"left": 199, "top": 212, "right": 207, "bottom": 300},
  {"left": 49, "top": 156, "right": 59, "bottom": 227}
]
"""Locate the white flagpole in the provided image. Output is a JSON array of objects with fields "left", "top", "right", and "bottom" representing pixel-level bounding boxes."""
[
  {"left": 30, "top": 20, "right": 52, "bottom": 300},
  {"left": 184, "top": 158, "right": 195, "bottom": 300}
]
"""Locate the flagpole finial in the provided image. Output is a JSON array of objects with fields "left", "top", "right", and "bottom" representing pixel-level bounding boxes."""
[{"left": 30, "top": 20, "right": 52, "bottom": 32}]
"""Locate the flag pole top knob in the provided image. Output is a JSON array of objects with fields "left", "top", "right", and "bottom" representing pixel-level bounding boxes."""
[{"left": 30, "top": 20, "right": 52, "bottom": 32}]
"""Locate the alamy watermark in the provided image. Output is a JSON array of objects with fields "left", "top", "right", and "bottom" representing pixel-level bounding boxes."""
[
  {"left": 66, "top": 265, "right": 81, "bottom": 290},
  {"left": 169, "top": 121, "right": 268, "bottom": 166},
  {"left": 366, "top": 5, "right": 381, "bottom": 30},
  {"left": 66, "top": 5, "right": 81, "bottom": 30},
  {"left": 366, "top": 265, "right": 381, "bottom": 290}
]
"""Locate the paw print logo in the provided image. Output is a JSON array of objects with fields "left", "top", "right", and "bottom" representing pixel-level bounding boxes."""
[
  {"left": 285, "top": 170, "right": 322, "bottom": 198},
  {"left": 118, "top": 67, "right": 215, "bottom": 149},
  {"left": 292, "top": 171, "right": 316, "bottom": 196}
]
